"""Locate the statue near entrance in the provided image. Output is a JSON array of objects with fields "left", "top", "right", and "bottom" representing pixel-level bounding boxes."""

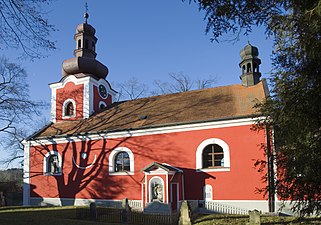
[{"left": 152, "top": 182, "right": 163, "bottom": 202}]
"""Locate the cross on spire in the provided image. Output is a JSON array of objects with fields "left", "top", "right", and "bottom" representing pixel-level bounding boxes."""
[{"left": 84, "top": 2, "right": 89, "bottom": 24}]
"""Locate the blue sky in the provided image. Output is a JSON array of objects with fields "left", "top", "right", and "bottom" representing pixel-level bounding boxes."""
[
  {"left": 8, "top": 0, "right": 273, "bottom": 108},
  {"left": 2, "top": 0, "right": 273, "bottom": 168}
]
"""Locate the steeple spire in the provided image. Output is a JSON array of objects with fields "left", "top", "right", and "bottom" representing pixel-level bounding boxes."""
[
  {"left": 61, "top": 9, "right": 109, "bottom": 79},
  {"left": 84, "top": 2, "right": 89, "bottom": 24},
  {"left": 239, "top": 43, "right": 261, "bottom": 87}
]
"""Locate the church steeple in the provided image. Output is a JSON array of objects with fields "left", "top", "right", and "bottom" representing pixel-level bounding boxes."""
[
  {"left": 49, "top": 9, "right": 117, "bottom": 123},
  {"left": 239, "top": 43, "right": 261, "bottom": 87},
  {"left": 73, "top": 10, "right": 97, "bottom": 59},
  {"left": 61, "top": 7, "right": 108, "bottom": 79}
]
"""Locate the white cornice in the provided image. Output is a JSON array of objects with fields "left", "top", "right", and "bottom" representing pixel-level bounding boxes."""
[{"left": 25, "top": 117, "right": 262, "bottom": 146}]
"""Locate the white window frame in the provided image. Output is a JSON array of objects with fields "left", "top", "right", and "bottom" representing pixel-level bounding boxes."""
[
  {"left": 108, "top": 147, "right": 134, "bottom": 175},
  {"left": 204, "top": 184, "right": 213, "bottom": 201},
  {"left": 196, "top": 138, "right": 230, "bottom": 172},
  {"left": 62, "top": 98, "right": 76, "bottom": 119},
  {"left": 43, "top": 151, "right": 62, "bottom": 176}
]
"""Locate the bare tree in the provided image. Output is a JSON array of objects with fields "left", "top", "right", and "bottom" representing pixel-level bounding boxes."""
[
  {"left": 0, "top": 57, "right": 45, "bottom": 166},
  {"left": 152, "top": 72, "right": 217, "bottom": 95},
  {"left": 117, "top": 77, "right": 149, "bottom": 100},
  {"left": 0, "top": 0, "right": 56, "bottom": 59}
]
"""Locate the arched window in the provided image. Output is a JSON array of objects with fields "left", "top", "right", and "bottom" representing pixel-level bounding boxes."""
[
  {"left": 65, "top": 102, "right": 74, "bottom": 116},
  {"left": 44, "top": 151, "right": 62, "bottom": 175},
  {"left": 108, "top": 147, "right": 134, "bottom": 175},
  {"left": 62, "top": 99, "right": 76, "bottom": 118},
  {"left": 196, "top": 138, "right": 230, "bottom": 172},
  {"left": 115, "top": 151, "right": 130, "bottom": 172},
  {"left": 202, "top": 144, "right": 224, "bottom": 168},
  {"left": 247, "top": 63, "right": 252, "bottom": 72},
  {"left": 48, "top": 155, "right": 59, "bottom": 174},
  {"left": 78, "top": 39, "right": 81, "bottom": 49}
]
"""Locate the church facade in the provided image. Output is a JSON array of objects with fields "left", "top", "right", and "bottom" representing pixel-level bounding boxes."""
[{"left": 23, "top": 17, "right": 274, "bottom": 212}]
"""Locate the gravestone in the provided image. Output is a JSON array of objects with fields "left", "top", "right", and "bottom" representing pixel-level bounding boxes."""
[
  {"left": 249, "top": 209, "right": 261, "bottom": 225},
  {"left": 178, "top": 200, "right": 191, "bottom": 225}
]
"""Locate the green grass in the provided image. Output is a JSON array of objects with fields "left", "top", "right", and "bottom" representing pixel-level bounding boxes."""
[
  {"left": 1, "top": 206, "right": 321, "bottom": 225},
  {"left": 0, "top": 206, "right": 122, "bottom": 225},
  {"left": 192, "top": 213, "right": 321, "bottom": 225}
]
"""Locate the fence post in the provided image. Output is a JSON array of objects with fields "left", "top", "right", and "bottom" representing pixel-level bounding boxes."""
[
  {"left": 90, "top": 202, "right": 97, "bottom": 221},
  {"left": 121, "top": 198, "right": 130, "bottom": 223}
]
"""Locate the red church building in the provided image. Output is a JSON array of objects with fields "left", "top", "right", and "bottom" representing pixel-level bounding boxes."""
[{"left": 23, "top": 15, "right": 274, "bottom": 213}]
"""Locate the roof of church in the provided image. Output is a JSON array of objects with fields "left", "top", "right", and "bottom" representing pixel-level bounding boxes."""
[{"left": 31, "top": 80, "right": 268, "bottom": 139}]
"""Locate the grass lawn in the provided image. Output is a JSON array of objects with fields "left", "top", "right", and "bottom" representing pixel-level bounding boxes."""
[
  {"left": 0, "top": 206, "right": 122, "bottom": 225},
  {"left": 192, "top": 213, "right": 321, "bottom": 225},
  {"left": 1, "top": 206, "right": 321, "bottom": 225}
]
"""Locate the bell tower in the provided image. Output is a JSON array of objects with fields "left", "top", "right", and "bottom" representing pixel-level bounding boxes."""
[
  {"left": 239, "top": 43, "right": 262, "bottom": 87},
  {"left": 49, "top": 10, "right": 117, "bottom": 123}
]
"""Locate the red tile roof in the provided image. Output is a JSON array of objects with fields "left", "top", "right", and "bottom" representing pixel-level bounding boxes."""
[{"left": 32, "top": 81, "right": 268, "bottom": 139}]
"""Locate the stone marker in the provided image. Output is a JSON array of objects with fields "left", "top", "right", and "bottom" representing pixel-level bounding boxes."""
[
  {"left": 178, "top": 200, "right": 192, "bottom": 225},
  {"left": 249, "top": 209, "right": 261, "bottom": 225}
]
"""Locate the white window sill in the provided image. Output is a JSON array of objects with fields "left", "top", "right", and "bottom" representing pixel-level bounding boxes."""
[
  {"left": 62, "top": 115, "right": 76, "bottom": 119},
  {"left": 109, "top": 171, "right": 134, "bottom": 176},
  {"left": 196, "top": 167, "right": 230, "bottom": 172}
]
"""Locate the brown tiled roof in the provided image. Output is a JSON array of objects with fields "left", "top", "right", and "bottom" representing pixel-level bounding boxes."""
[{"left": 32, "top": 81, "right": 268, "bottom": 139}]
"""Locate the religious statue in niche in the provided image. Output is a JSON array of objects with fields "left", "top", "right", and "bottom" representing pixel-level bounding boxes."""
[{"left": 152, "top": 182, "right": 163, "bottom": 202}]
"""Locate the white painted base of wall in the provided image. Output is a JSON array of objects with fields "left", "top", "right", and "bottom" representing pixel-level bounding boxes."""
[{"left": 29, "top": 197, "right": 143, "bottom": 210}]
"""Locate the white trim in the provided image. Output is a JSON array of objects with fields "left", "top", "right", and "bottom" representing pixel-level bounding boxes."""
[
  {"left": 196, "top": 138, "right": 230, "bottom": 172},
  {"left": 72, "top": 154, "right": 97, "bottom": 169},
  {"left": 43, "top": 151, "right": 62, "bottom": 176},
  {"left": 50, "top": 88, "right": 57, "bottom": 123},
  {"left": 144, "top": 170, "right": 175, "bottom": 175},
  {"left": 144, "top": 175, "right": 147, "bottom": 206},
  {"left": 204, "top": 184, "right": 213, "bottom": 200},
  {"left": 49, "top": 75, "right": 91, "bottom": 89},
  {"left": 170, "top": 183, "right": 179, "bottom": 209},
  {"left": 108, "top": 147, "right": 134, "bottom": 175},
  {"left": 23, "top": 141, "right": 30, "bottom": 206},
  {"left": 62, "top": 98, "right": 76, "bottom": 119},
  {"left": 148, "top": 176, "right": 165, "bottom": 203},
  {"left": 83, "top": 81, "right": 90, "bottom": 118},
  {"left": 166, "top": 173, "right": 168, "bottom": 204},
  {"left": 28, "top": 117, "right": 261, "bottom": 146}
]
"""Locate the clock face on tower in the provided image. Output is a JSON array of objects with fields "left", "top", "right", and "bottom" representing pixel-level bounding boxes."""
[{"left": 98, "top": 84, "right": 107, "bottom": 99}]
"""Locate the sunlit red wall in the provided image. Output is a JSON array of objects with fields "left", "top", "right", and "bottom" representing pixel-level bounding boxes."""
[
  {"left": 29, "top": 124, "right": 267, "bottom": 201},
  {"left": 55, "top": 82, "right": 84, "bottom": 122}
]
